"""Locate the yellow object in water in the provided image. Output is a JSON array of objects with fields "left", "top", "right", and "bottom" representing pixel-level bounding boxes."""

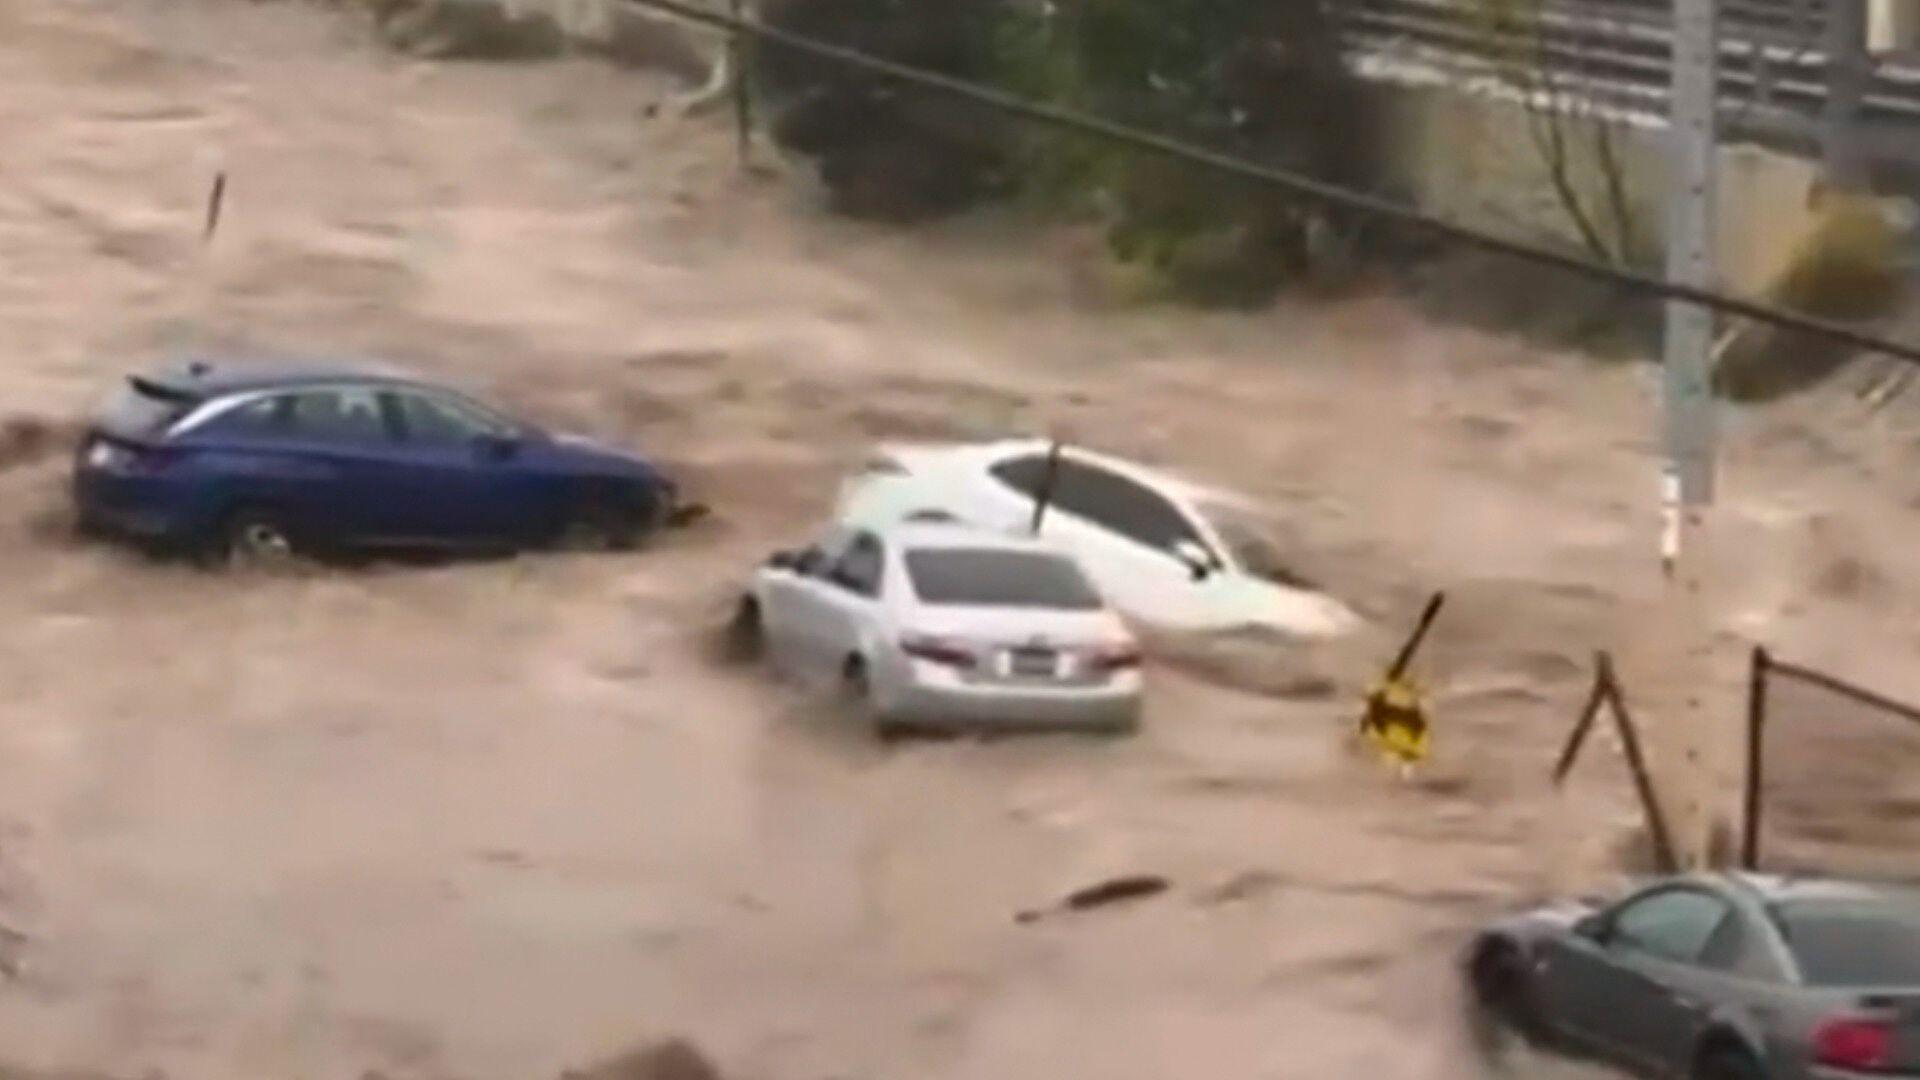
[{"left": 1361, "top": 675, "right": 1431, "bottom": 766}]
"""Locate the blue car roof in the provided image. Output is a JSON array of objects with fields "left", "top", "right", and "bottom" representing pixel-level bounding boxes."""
[{"left": 136, "top": 356, "right": 423, "bottom": 398}]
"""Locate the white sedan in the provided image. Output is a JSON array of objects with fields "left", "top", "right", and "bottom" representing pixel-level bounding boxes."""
[
  {"left": 832, "top": 438, "right": 1360, "bottom": 637},
  {"left": 730, "top": 518, "right": 1144, "bottom": 735}
]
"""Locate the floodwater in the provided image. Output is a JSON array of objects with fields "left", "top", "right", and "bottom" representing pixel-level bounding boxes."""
[{"left": 1, "top": 1, "right": 1917, "bottom": 1076}]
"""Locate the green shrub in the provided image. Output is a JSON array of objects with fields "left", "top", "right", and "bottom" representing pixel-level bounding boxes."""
[
  {"left": 1715, "top": 195, "right": 1906, "bottom": 402},
  {"left": 753, "top": 0, "right": 1381, "bottom": 301},
  {"left": 990, "top": 0, "right": 1380, "bottom": 305},
  {"left": 757, "top": 0, "right": 1016, "bottom": 220}
]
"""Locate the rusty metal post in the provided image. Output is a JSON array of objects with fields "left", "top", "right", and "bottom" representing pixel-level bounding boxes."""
[
  {"left": 1553, "top": 654, "right": 1610, "bottom": 786},
  {"left": 1742, "top": 646, "right": 1768, "bottom": 870},
  {"left": 1601, "top": 653, "right": 1681, "bottom": 874}
]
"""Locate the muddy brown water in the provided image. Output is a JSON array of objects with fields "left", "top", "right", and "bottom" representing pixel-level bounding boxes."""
[{"left": 2, "top": 1, "right": 1918, "bottom": 1077}]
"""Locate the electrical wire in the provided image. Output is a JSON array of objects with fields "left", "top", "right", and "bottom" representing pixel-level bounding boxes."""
[{"left": 621, "top": 0, "right": 1920, "bottom": 366}]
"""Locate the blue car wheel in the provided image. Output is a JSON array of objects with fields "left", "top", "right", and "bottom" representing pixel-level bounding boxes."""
[
  {"left": 561, "top": 489, "right": 661, "bottom": 552},
  {"left": 202, "top": 505, "right": 298, "bottom": 569}
]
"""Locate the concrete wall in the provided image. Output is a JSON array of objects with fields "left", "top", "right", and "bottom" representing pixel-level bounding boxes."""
[
  {"left": 1870, "top": 0, "right": 1920, "bottom": 53},
  {"left": 1372, "top": 83, "right": 1825, "bottom": 296}
]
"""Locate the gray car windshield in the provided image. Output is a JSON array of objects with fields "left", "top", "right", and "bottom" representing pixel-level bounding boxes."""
[
  {"left": 904, "top": 549, "right": 1103, "bottom": 610},
  {"left": 1775, "top": 900, "right": 1920, "bottom": 988}
]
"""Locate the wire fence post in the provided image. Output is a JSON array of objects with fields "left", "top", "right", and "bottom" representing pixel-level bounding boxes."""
[
  {"left": 1742, "top": 645, "right": 1769, "bottom": 870},
  {"left": 1600, "top": 653, "right": 1681, "bottom": 874},
  {"left": 1552, "top": 652, "right": 1610, "bottom": 786}
]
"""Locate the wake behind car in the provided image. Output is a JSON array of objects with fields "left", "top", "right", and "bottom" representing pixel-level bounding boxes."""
[
  {"left": 74, "top": 357, "right": 684, "bottom": 563},
  {"left": 728, "top": 517, "right": 1144, "bottom": 735},
  {"left": 1466, "top": 871, "right": 1920, "bottom": 1080}
]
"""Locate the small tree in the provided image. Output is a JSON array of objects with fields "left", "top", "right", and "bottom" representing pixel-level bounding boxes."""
[
  {"left": 755, "top": 0, "right": 1015, "bottom": 220},
  {"left": 1470, "top": 0, "right": 1645, "bottom": 268},
  {"left": 996, "top": 0, "right": 1381, "bottom": 304}
]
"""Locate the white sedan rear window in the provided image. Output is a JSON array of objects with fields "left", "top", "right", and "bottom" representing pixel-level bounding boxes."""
[{"left": 904, "top": 548, "right": 1103, "bottom": 610}]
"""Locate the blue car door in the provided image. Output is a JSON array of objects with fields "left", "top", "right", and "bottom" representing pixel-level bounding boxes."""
[
  {"left": 380, "top": 389, "right": 550, "bottom": 545},
  {"left": 263, "top": 386, "right": 416, "bottom": 543}
]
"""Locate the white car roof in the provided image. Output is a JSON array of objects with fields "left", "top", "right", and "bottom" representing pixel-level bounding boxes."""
[
  {"left": 881, "top": 522, "right": 1066, "bottom": 554},
  {"left": 848, "top": 511, "right": 1067, "bottom": 549},
  {"left": 876, "top": 436, "right": 1250, "bottom": 509}
]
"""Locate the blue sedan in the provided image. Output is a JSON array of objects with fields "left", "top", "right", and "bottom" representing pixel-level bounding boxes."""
[{"left": 73, "top": 358, "right": 685, "bottom": 563}]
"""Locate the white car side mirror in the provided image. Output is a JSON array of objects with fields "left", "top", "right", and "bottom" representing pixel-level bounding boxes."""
[{"left": 1173, "top": 540, "right": 1215, "bottom": 581}]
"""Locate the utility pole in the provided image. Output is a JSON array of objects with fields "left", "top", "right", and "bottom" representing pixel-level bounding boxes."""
[
  {"left": 729, "top": 0, "right": 753, "bottom": 170},
  {"left": 1653, "top": 0, "right": 1721, "bottom": 868},
  {"left": 1824, "top": 0, "right": 1871, "bottom": 192}
]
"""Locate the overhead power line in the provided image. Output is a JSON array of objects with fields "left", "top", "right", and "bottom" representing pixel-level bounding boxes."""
[{"left": 620, "top": 0, "right": 1920, "bottom": 368}]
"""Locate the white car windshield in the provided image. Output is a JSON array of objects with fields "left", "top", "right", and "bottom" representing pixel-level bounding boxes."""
[{"left": 904, "top": 548, "right": 1104, "bottom": 610}]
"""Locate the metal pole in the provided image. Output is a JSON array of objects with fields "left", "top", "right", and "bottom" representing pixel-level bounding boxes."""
[
  {"left": 1030, "top": 440, "right": 1064, "bottom": 535},
  {"left": 1385, "top": 592, "right": 1447, "bottom": 682},
  {"left": 729, "top": 0, "right": 751, "bottom": 168},
  {"left": 1824, "top": 0, "right": 1871, "bottom": 191},
  {"left": 203, "top": 171, "right": 227, "bottom": 244},
  {"left": 1658, "top": 0, "right": 1720, "bottom": 869},
  {"left": 1666, "top": 0, "right": 1718, "bottom": 508}
]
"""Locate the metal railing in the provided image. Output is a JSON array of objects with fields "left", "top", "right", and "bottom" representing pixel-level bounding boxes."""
[
  {"left": 1741, "top": 647, "right": 1920, "bottom": 879},
  {"left": 1326, "top": 0, "right": 1920, "bottom": 167}
]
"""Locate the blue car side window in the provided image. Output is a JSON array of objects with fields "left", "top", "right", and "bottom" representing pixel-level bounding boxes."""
[
  {"left": 392, "top": 391, "right": 506, "bottom": 446},
  {"left": 285, "top": 388, "right": 393, "bottom": 445},
  {"left": 195, "top": 396, "right": 288, "bottom": 440}
]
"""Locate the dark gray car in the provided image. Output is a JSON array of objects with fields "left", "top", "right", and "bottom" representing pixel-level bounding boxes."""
[{"left": 1466, "top": 872, "right": 1920, "bottom": 1079}]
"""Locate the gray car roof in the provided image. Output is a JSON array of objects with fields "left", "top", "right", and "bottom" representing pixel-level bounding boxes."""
[
  {"left": 1721, "top": 871, "right": 1915, "bottom": 905},
  {"left": 1681, "top": 860, "right": 1920, "bottom": 903}
]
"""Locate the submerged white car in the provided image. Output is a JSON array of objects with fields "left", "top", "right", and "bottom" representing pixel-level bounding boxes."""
[
  {"left": 730, "top": 518, "right": 1144, "bottom": 735},
  {"left": 833, "top": 439, "right": 1360, "bottom": 637}
]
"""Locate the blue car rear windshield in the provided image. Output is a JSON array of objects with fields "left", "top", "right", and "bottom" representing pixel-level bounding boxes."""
[
  {"left": 903, "top": 548, "right": 1103, "bottom": 610},
  {"left": 1774, "top": 900, "right": 1920, "bottom": 988},
  {"left": 96, "top": 382, "right": 193, "bottom": 438}
]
